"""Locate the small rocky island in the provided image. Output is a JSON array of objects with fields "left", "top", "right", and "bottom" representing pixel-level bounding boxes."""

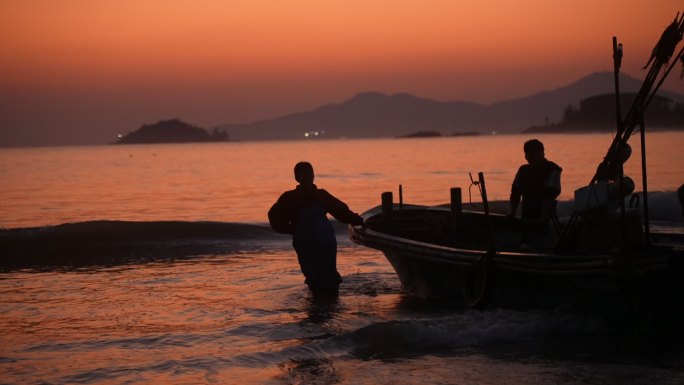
[
  {"left": 397, "top": 131, "right": 443, "bottom": 138},
  {"left": 115, "top": 119, "right": 229, "bottom": 144}
]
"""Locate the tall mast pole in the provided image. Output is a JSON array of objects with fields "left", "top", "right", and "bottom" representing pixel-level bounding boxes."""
[{"left": 612, "top": 37, "right": 626, "bottom": 246}]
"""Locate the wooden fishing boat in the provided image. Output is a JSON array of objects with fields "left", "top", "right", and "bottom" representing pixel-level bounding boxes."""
[
  {"left": 349, "top": 201, "right": 683, "bottom": 309},
  {"left": 350, "top": 13, "right": 684, "bottom": 311}
]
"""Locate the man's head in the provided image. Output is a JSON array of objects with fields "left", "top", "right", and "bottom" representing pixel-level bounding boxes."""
[
  {"left": 294, "top": 161, "right": 314, "bottom": 185},
  {"left": 524, "top": 139, "right": 545, "bottom": 165}
]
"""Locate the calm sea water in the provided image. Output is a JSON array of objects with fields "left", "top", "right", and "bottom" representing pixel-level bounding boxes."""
[
  {"left": 2, "top": 133, "right": 683, "bottom": 229},
  {"left": 1, "top": 133, "right": 684, "bottom": 384}
]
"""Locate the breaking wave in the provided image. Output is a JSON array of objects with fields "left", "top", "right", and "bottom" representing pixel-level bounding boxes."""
[
  {"left": 0, "top": 220, "right": 298, "bottom": 268},
  {"left": 230, "top": 306, "right": 607, "bottom": 366},
  {"left": 345, "top": 307, "right": 604, "bottom": 356},
  {"left": 2, "top": 190, "right": 681, "bottom": 268}
]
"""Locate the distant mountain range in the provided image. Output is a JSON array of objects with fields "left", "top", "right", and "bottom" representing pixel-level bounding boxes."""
[{"left": 219, "top": 72, "right": 684, "bottom": 140}]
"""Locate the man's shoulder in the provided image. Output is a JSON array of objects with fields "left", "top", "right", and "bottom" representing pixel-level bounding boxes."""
[
  {"left": 315, "top": 188, "right": 336, "bottom": 201},
  {"left": 516, "top": 164, "right": 530, "bottom": 174},
  {"left": 545, "top": 159, "right": 562, "bottom": 172},
  {"left": 276, "top": 189, "right": 298, "bottom": 202}
]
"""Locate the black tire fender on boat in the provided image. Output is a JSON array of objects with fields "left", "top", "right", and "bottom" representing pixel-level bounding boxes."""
[{"left": 462, "top": 254, "right": 493, "bottom": 308}]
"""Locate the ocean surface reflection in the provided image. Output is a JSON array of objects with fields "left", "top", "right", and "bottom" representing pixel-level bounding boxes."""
[
  {"left": 1, "top": 133, "right": 683, "bottom": 229},
  {"left": 2, "top": 245, "right": 684, "bottom": 384},
  {"left": 1, "top": 134, "right": 683, "bottom": 383}
]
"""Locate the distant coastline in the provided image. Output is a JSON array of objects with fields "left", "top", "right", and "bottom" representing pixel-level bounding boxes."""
[
  {"left": 216, "top": 72, "right": 684, "bottom": 142},
  {"left": 524, "top": 93, "right": 684, "bottom": 134},
  {"left": 115, "top": 119, "right": 229, "bottom": 144},
  {"left": 396, "top": 131, "right": 481, "bottom": 138},
  {"left": 6, "top": 71, "right": 684, "bottom": 147},
  {"left": 524, "top": 125, "right": 684, "bottom": 134},
  {"left": 397, "top": 131, "right": 442, "bottom": 138}
]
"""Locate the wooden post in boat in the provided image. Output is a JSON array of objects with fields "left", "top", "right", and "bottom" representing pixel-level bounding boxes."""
[
  {"left": 399, "top": 184, "right": 403, "bottom": 209},
  {"left": 478, "top": 172, "right": 496, "bottom": 252},
  {"left": 381, "top": 191, "right": 393, "bottom": 219},
  {"left": 450, "top": 187, "right": 462, "bottom": 216},
  {"left": 478, "top": 172, "right": 490, "bottom": 215}
]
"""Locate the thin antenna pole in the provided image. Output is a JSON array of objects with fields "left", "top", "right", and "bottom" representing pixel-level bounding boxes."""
[
  {"left": 612, "top": 37, "right": 623, "bottom": 135},
  {"left": 613, "top": 37, "right": 626, "bottom": 246},
  {"left": 639, "top": 116, "right": 650, "bottom": 245}
]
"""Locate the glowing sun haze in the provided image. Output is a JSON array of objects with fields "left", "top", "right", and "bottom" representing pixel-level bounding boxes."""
[{"left": 0, "top": 0, "right": 682, "bottom": 146}]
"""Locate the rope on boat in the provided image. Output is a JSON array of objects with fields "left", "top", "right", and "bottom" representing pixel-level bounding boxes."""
[{"left": 462, "top": 254, "right": 493, "bottom": 308}]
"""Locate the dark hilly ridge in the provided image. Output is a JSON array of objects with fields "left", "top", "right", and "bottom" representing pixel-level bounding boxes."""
[
  {"left": 220, "top": 72, "right": 684, "bottom": 140},
  {"left": 222, "top": 92, "right": 483, "bottom": 140},
  {"left": 116, "top": 119, "right": 228, "bottom": 144}
]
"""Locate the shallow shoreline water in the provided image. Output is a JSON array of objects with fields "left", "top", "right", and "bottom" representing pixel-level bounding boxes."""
[
  {"left": 2, "top": 245, "right": 684, "bottom": 384},
  {"left": 2, "top": 134, "right": 683, "bottom": 383}
]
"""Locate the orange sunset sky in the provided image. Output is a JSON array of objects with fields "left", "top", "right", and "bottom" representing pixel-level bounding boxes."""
[{"left": 1, "top": 0, "right": 682, "bottom": 146}]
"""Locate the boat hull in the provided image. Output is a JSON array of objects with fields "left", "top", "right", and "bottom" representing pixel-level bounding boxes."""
[{"left": 349, "top": 205, "right": 680, "bottom": 310}]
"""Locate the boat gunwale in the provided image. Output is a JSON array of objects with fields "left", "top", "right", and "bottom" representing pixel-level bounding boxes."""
[
  {"left": 350, "top": 204, "right": 675, "bottom": 277},
  {"left": 350, "top": 224, "right": 619, "bottom": 273},
  {"left": 353, "top": 205, "right": 616, "bottom": 260}
]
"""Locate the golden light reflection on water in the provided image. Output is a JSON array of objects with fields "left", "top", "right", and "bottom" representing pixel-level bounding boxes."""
[
  {"left": 0, "top": 132, "right": 682, "bottom": 228},
  {"left": 1, "top": 134, "right": 683, "bottom": 384},
  {"left": 0, "top": 247, "right": 403, "bottom": 383}
]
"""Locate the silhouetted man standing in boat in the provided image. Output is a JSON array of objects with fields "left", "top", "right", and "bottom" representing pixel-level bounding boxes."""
[
  {"left": 509, "top": 139, "right": 562, "bottom": 221},
  {"left": 268, "top": 162, "right": 363, "bottom": 296}
]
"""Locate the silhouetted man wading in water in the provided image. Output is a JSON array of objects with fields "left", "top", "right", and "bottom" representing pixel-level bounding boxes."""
[{"left": 269, "top": 162, "right": 363, "bottom": 296}]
